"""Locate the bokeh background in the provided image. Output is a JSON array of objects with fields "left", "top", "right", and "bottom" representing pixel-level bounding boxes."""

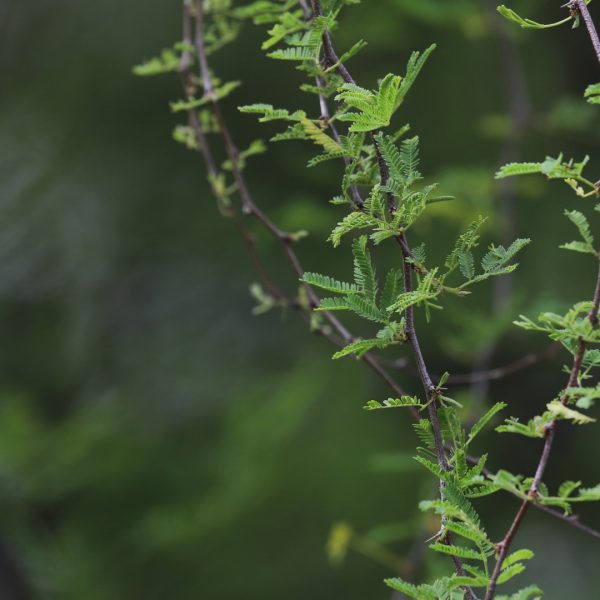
[{"left": 1, "top": 0, "right": 600, "bottom": 598}]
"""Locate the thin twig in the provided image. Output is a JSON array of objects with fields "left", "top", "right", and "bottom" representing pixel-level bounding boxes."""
[
  {"left": 447, "top": 344, "right": 560, "bottom": 386},
  {"left": 573, "top": 0, "right": 600, "bottom": 63}
]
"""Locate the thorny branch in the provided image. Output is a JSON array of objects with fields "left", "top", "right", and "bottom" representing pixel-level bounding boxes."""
[{"left": 176, "top": 1, "right": 600, "bottom": 582}]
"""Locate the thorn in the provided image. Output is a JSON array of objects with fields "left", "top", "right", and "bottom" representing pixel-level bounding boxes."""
[{"left": 425, "top": 526, "right": 445, "bottom": 543}]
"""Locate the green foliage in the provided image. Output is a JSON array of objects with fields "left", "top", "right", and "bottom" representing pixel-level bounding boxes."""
[
  {"left": 561, "top": 210, "right": 597, "bottom": 256},
  {"left": 491, "top": 470, "right": 600, "bottom": 514},
  {"left": 141, "top": 0, "right": 600, "bottom": 597},
  {"left": 496, "top": 3, "right": 588, "bottom": 30},
  {"left": 496, "top": 585, "right": 543, "bottom": 600},
  {"left": 364, "top": 396, "right": 423, "bottom": 411},
  {"left": 336, "top": 74, "right": 403, "bottom": 132},
  {"left": 466, "top": 402, "right": 507, "bottom": 447},
  {"left": 132, "top": 42, "right": 192, "bottom": 76},
  {"left": 496, "top": 154, "right": 598, "bottom": 198},
  {"left": 302, "top": 272, "right": 360, "bottom": 294},
  {"left": 333, "top": 45, "right": 435, "bottom": 132},
  {"left": 171, "top": 80, "right": 241, "bottom": 112},
  {"left": 585, "top": 82, "right": 600, "bottom": 105},
  {"left": 515, "top": 301, "right": 600, "bottom": 346}
]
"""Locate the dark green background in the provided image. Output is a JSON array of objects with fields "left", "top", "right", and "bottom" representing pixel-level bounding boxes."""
[{"left": 1, "top": 0, "right": 599, "bottom": 597}]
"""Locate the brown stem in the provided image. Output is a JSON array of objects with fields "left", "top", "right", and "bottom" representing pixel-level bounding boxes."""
[
  {"left": 485, "top": 262, "right": 600, "bottom": 599},
  {"left": 574, "top": 0, "right": 600, "bottom": 63}
]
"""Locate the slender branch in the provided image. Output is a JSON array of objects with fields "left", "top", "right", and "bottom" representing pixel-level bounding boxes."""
[
  {"left": 485, "top": 262, "right": 600, "bottom": 599},
  {"left": 573, "top": 0, "right": 600, "bottom": 63},
  {"left": 533, "top": 501, "right": 600, "bottom": 540},
  {"left": 447, "top": 344, "right": 560, "bottom": 386},
  {"left": 309, "top": 1, "right": 475, "bottom": 593}
]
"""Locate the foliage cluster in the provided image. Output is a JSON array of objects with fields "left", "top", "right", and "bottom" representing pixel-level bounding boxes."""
[{"left": 136, "top": 0, "right": 600, "bottom": 598}]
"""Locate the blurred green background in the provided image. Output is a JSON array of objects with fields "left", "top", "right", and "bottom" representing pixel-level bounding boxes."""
[{"left": 1, "top": 0, "right": 600, "bottom": 598}]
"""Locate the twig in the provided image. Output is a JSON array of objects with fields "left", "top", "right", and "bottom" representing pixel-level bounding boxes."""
[
  {"left": 485, "top": 262, "right": 600, "bottom": 599},
  {"left": 447, "top": 344, "right": 560, "bottom": 386},
  {"left": 573, "top": 0, "right": 600, "bottom": 63}
]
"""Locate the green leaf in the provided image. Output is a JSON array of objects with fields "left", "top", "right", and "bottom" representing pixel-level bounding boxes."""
[
  {"left": 497, "top": 585, "right": 544, "bottom": 600},
  {"left": 333, "top": 338, "right": 386, "bottom": 360},
  {"left": 497, "top": 5, "right": 576, "bottom": 30},
  {"left": 558, "top": 480, "right": 582, "bottom": 498},
  {"left": 329, "top": 212, "right": 377, "bottom": 247},
  {"left": 171, "top": 81, "right": 241, "bottom": 112},
  {"left": 386, "top": 268, "right": 439, "bottom": 314},
  {"left": 496, "top": 415, "right": 550, "bottom": 439},
  {"left": 429, "top": 542, "right": 484, "bottom": 561},
  {"left": 497, "top": 562, "right": 526, "bottom": 584},
  {"left": 482, "top": 239, "right": 531, "bottom": 273},
  {"left": 384, "top": 578, "right": 433, "bottom": 600},
  {"left": 316, "top": 297, "right": 351, "bottom": 311},
  {"left": 336, "top": 74, "right": 402, "bottom": 132},
  {"left": 546, "top": 400, "right": 596, "bottom": 425},
  {"left": 364, "top": 396, "right": 423, "bottom": 411},
  {"left": 222, "top": 139, "right": 267, "bottom": 171},
  {"left": 561, "top": 210, "right": 596, "bottom": 255},
  {"left": 394, "top": 45, "right": 436, "bottom": 109},
  {"left": 379, "top": 269, "right": 404, "bottom": 311},
  {"left": 301, "top": 119, "right": 343, "bottom": 154},
  {"left": 301, "top": 272, "right": 359, "bottom": 294},
  {"left": 467, "top": 402, "right": 507, "bottom": 446},
  {"left": 445, "top": 216, "right": 486, "bottom": 276},
  {"left": 238, "top": 103, "right": 306, "bottom": 122},
  {"left": 413, "top": 419, "right": 435, "bottom": 450},
  {"left": 577, "top": 484, "right": 600, "bottom": 501},
  {"left": 325, "top": 39, "right": 368, "bottom": 71},
  {"left": 352, "top": 236, "right": 378, "bottom": 303},
  {"left": 399, "top": 136, "right": 421, "bottom": 186},
  {"left": 443, "top": 521, "right": 492, "bottom": 549},
  {"left": 502, "top": 549, "right": 534, "bottom": 569},
  {"left": 133, "top": 46, "right": 187, "bottom": 76},
  {"left": 268, "top": 46, "right": 318, "bottom": 61},
  {"left": 317, "top": 288, "right": 389, "bottom": 322},
  {"left": 585, "top": 82, "right": 600, "bottom": 105},
  {"left": 414, "top": 455, "right": 446, "bottom": 479},
  {"left": 495, "top": 162, "right": 544, "bottom": 178}
]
